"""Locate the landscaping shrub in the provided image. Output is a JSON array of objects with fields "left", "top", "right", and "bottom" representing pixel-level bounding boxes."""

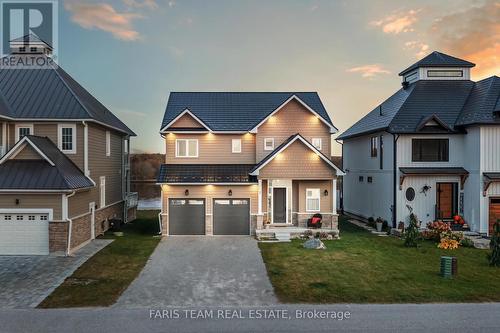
[
  {"left": 367, "top": 217, "right": 376, "bottom": 228},
  {"left": 460, "top": 237, "right": 475, "bottom": 248},
  {"left": 319, "top": 232, "right": 330, "bottom": 240},
  {"left": 404, "top": 213, "right": 420, "bottom": 247},
  {"left": 382, "top": 220, "right": 389, "bottom": 232},
  {"left": 489, "top": 220, "right": 500, "bottom": 267},
  {"left": 302, "top": 230, "right": 313, "bottom": 239},
  {"left": 422, "top": 221, "right": 452, "bottom": 241},
  {"left": 438, "top": 238, "right": 460, "bottom": 250}
]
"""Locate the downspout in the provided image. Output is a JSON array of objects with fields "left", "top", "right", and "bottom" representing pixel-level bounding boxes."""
[
  {"left": 158, "top": 186, "right": 164, "bottom": 235},
  {"left": 392, "top": 134, "right": 399, "bottom": 228},
  {"left": 83, "top": 121, "right": 89, "bottom": 177},
  {"left": 65, "top": 191, "right": 76, "bottom": 256}
]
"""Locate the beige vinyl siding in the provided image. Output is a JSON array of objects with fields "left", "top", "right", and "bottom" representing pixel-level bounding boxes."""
[
  {"left": 256, "top": 99, "right": 331, "bottom": 162},
  {"left": 170, "top": 113, "right": 204, "bottom": 128},
  {"left": 87, "top": 123, "right": 123, "bottom": 209},
  {"left": 297, "top": 180, "right": 333, "bottom": 213},
  {"left": 68, "top": 189, "right": 94, "bottom": 218},
  {"left": 34, "top": 123, "right": 85, "bottom": 168},
  {"left": 0, "top": 194, "right": 63, "bottom": 220},
  {"left": 258, "top": 140, "right": 336, "bottom": 179},
  {"left": 161, "top": 184, "right": 259, "bottom": 214},
  {"left": 14, "top": 145, "right": 42, "bottom": 159},
  {"left": 165, "top": 133, "right": 256, "bottom": 164}
]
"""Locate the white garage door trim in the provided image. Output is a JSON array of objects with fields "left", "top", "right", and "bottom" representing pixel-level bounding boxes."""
[{"left": 0, "top": 209, "right": 52, "bottom": 256}]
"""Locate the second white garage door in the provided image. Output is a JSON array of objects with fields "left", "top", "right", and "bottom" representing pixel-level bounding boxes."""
[{"left": 0, "top": 213, "right": 50, "bottom": 255}]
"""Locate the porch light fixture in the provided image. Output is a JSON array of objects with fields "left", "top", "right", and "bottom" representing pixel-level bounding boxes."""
[
  {"left": 184, "top": 189, "right": 189, "bottom": 196},
  {"left": 324, "top": 190, "right": 329, "bottom": 196},
  {"left": 228, "top": 190, "right": 233, "bottom": 196}
]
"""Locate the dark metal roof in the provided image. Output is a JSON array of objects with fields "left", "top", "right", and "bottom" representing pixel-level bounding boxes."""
[
  {"left": 0, "top": 55, "right": 135, "bottom": 136},
  {"left": 399, "top": 51, "right": 475, "bottom": 76},
  {"left": 484, "top": 173, "right": 500, "bottom": 180},
  {"left": 456, "top": 76, "right": 500, "bottom": 126},
  {"left": 157, "top": 164, "right": 257, "bottom": 183},
  {"left": 0, "top": 136, "right": 94, "bottom": 190},
  {"left": 161, "top": 92, "right": 335, "bottom": 132},
  {"left": 337, "top": 78, "right": 500, "bottom": 140},
  {"left": 399, "top": 167, "right": 469, "bottom": 175}
]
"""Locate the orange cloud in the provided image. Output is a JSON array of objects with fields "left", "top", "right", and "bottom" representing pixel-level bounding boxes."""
[
  {"left": 64, "top": 1, "right": 143, "bottom": 41},
  {"left": 405, "top": 41, "right": 429, "bottom": 58},
  {"left": 347, "top": 65, "right": 391, "bottom": 78},
  {"left": 371, "top": 9, "right": 420, "bottom": 34},
  {"left": 429, "top": 0, "right": 499, "bottom": 79}
]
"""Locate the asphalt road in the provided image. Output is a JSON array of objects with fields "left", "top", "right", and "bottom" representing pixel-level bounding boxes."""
[{"left": 1, "top": 303, "right": 499, "bottom": 333}]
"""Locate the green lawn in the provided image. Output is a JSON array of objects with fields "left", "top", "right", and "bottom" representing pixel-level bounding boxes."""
[
  {"left": 39, "top": 210, "right": 160, "bottom": 308},
  {"left": 259, "top": 216, "right": 500, "bottom": 303}
]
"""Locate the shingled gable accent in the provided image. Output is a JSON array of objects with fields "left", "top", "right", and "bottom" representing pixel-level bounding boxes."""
[
  {"left": 249, "top": 134, "right": 344, "bottom": 176},
  {"left": 249, "top": 95, "right": 338, "bottom": 134},
  {"left": 0, "top": 136, "right": 55, "bottom": 166},
  {"left": 160, "top": 109, "right": 212, "bottom": 133}
]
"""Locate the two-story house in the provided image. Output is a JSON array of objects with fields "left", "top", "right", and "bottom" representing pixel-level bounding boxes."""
[
  {"left": 0, "top": 35, "right": 137, "bottom": 255},
  {"left": 338, "top": 51, "right": 500, "bottom": 235},
  {"left": 157, "top": 92, "right": 343, "bottom": 236}
]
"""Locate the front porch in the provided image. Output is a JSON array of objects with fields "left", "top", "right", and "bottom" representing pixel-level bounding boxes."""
[{"left": 255, "top": 178, "right": 340, "bottom": 232}]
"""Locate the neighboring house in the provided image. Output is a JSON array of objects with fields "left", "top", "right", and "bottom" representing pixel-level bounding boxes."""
[
  {"left": 0, "top": 36, "right": 137, "bottom": 255},
  {"left": 338, "top": 51, "right": 500, "bottom": 235},
  {"left": 157, "top": 92, "right": 344, "bottom": 236}
]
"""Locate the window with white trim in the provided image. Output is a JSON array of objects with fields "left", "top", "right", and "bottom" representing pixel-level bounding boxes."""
[
  {"left": 264, "top": 138, "right": 275, "bottom": 151},
  {"left": 15, "top": 124, "right": 33, "bottom": 142},
  {"left": 106, "top": 131, "right": 111, "bottom": 156},
  {"left": 176, "top": 139, "right": 198, "bottom": 158},
  {"left": 232, "top": 139, "right": 242, "bottom": 153},
  {"left": 58, "top": 124, "right": 76, "bottom": 154},
  {"left": 312, "top": 138, "right": 322, "bottom": 150},
  {"left": 306, "top": 188, "right": 320, "bottom": 212},
  {"left": 100, "top": 176, "right": 106, "bottom": 208}
]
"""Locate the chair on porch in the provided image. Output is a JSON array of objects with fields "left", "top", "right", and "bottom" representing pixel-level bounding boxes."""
[{"left": 307, "top": 213, "right": 323, "bottom": 229}]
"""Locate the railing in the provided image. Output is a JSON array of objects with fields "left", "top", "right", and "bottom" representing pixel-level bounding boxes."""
[
  {"left": 0, "top": 146, "right": 5, "bottom": 158},
  {"left": 126, "top": 192, "right": 139, "bottom": 208}
]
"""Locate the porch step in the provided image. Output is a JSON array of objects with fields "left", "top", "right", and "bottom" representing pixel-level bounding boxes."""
[{"left": 273, "top": 231, "right": 292, "bottom": 242}]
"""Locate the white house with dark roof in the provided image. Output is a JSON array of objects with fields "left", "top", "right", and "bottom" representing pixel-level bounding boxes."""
[{"left": 338, "top": 51, "right": 500, "bottom": 235}]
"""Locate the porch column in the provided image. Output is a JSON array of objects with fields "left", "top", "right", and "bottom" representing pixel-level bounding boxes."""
[
  {"left": 258, "top": 179, "right": 263, "bottom": 215},
  {"left": 332, "top": 178, "right": 337, "bottom": 215}
]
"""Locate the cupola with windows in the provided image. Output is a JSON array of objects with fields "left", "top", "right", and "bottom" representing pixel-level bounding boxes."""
[
  {"left": 399, "top": 51, "right": 475, "bottom": 86},
  {"left": 9, "top": 33, "right": 53, "bottom": 56}
]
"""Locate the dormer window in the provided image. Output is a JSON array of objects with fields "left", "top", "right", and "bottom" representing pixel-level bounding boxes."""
[{"left": 427, "top": 70, "right": 463, "bottom": 78}]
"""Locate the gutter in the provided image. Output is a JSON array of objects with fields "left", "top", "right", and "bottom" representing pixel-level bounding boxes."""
[
  {"left": 392, "top": 134, "right": 400, "bottom": 228},
  {"left": 65, "top": 191, "right": 76, "bottom": 256}
]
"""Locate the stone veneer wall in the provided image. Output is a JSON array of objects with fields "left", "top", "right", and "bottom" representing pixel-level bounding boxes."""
[
  {"left": 295, "top": 213, "right": 339, "bottom": 230},
  {"left": 49, "top": 222, "right": 68, "bottom": 253}
]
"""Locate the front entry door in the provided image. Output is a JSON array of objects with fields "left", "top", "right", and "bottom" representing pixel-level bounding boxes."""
[
  {"left": 436, "top": 183, "right": 458, "bottom": 220},
  {"left": 273, "top": 188, "right": 287, "bottom": 223}
]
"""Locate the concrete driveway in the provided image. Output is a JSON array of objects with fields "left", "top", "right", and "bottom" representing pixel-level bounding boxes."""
[
  {"left": 116, "top": 237, "right": 277, "bottom": 307},
  {"left": 0, "top": 240, "right": 112, "bottom": 308}
]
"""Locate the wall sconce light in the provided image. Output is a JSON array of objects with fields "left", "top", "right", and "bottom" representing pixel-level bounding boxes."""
[
  {"left": 184, "top": 189, "right": 189, "bottom": 196},
  {"left": 228, "top": 190, "right": 233, "bottom": 196},
  {"left": 324, "top": 190, "right": 329, "bottom": 196},
  {"left": 15, "top": 199, "right": 20, "bottom": 205}
]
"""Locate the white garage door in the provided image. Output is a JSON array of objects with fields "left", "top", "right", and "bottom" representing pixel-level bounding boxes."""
[{"left": 0, "top": 213, "right": 50, "bottom": 255}]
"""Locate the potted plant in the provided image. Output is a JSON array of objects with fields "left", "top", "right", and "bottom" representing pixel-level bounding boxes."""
[{"left": 376, "top": 217, "right": 383, "bottom": 232}]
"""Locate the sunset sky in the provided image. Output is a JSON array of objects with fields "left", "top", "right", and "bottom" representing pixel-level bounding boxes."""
[{"left": 57, "top": 0, "right": 499, "bottom": 154}]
